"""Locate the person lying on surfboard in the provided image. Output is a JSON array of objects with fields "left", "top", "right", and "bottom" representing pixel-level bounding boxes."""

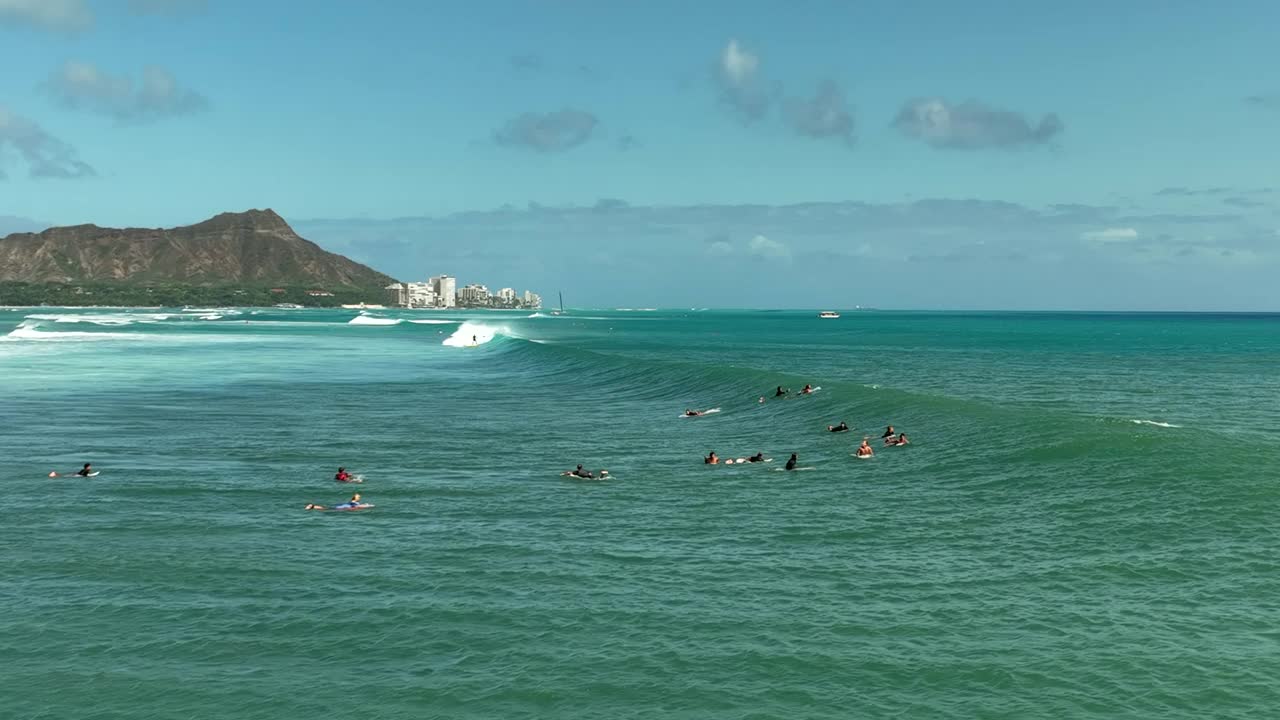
[
  {"left": 774, "top": 386, "right": 789, "bottom": 397},
  {"left": 885, "top": 433, "right": 909, "bottom": 446},
  {"left": 748, "top": 452, "right": 766, "bottom": 463},
  {"left": 76, "top": 463, "right": 94, "bottom": 477},
  {"left": 684, "top": 409, "right": 704, "bottom": 417},
  {"left": 307, "top": 493, "right": 366, "bottom": 510},
  {"left": 801, "top": 384, "right": 813, "bottom": 394},
  {"left": 562, "top": 465, "right": 606, "bottom": 479},
  {"left": 827, "top": 421, "right": 849, "bottom": 433}
]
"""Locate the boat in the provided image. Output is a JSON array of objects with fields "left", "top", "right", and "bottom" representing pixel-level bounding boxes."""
[
  {"left": 551, "top": 291, "right": 565, "bottom": 316},
  {"left": 818, "top": 311, "right": 840, "bottom": 319}
]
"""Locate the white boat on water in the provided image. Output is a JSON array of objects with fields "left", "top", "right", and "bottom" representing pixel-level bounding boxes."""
[{"left": 818, "top": 311, "right": 840, "bottom": 319}]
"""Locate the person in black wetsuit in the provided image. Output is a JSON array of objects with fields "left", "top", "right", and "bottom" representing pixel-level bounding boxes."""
[
  {"left": 785, "top": 453, "right": 798, "bottom": 471},
  {"left": 748, "top": 453, "right": 765, "bottom": 463},
  {"left": 881, "top": 425, "right": 895, "bottom": 439},
  {"left": 562, "top": 464, "right": 596, "bottom": 479},
  {"left": 775, "top": 386, "right": 788, "bottom": 398},
  {"left": 76, "top": 463, "right": 93, "bottom": 477},
  {"left": 827, "top": 421, "right": 849, "bottom": 433}
]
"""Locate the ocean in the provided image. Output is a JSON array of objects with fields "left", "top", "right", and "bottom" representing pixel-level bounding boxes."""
[{"left": 3, "top": 307, "right": 1279, "bottom": 719}]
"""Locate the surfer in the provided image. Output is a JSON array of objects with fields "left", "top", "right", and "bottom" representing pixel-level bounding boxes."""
[
  {"left": 748, "top": 452, "right": 766, "bottom": 463},
  {"left": 684, "top": 409, "right": 703, "bottom": 417},
  {"left": 758, "top": 396, "right": 766, "bottom": 404},
  {"left": 562, "top": 464, "right": 596, "bottom": 479},
  {"left": 784, "top": 453, "right": 798, "bottom": 471},
  {"left": 774, "top": 386, "right": 788, "bottom": 398},
  {"left": 75, "top": 463, "right": 93, "bottom": 477},
  {"left": 801, "top": 384, "right": 813, "bottom": 395},
  {"left": 705, "top": 451, "right": 719, "bottom": 465},
  {"left": 886, "top": 433, "right": 909, "bottom": 446},
  {"left": 827, "top": 421, "right": 849, "bottom": 433},
  {"left": 856, "top": 439, "right": 874, "bottom": 457},
  {"left": 881, "top": 425, "right": 896, "bottom": 439},
  {"left": 306, "top": 493, "right": 365, "bottom": 511},
  {"left": 334, "top": 466, "right": 353, "bottom": 482}
]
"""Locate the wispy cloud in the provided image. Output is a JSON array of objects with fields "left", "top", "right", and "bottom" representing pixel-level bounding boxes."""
[
  {"left": 508, "top": 53, "right": 543, "bottom": 72},
  {"left": 1081, "top": 227, "right": 1139, "bottom": 242},
  {"left": 0, "top": 105, "right": 95, "bottom": 179},
  {"left": 785, "top": 80, "right": 854, "bottom": 145},
  {"left": 493, "top": 109, "right": 598, "bottom": 152},
  {"left": 1155, "top": 186, "right": 1231, "bottom": 197},
  {"left": 0, "top": 0, "right": 91, "bottom": 32},
  {"left": 45, "top": 62, "right": 208, "bottom": 123},
  {"left": 128, "top": 0, "right": 206, "bottom": 14},
  {"left": 1244, "top": 93, "right": 1280, "bottom": 110},
  {"left": 716, "top": 39, "right": 770, "bottom": 122},
  {"left": 893, "top": 98, "right": 1063, "bottom": 149},
  {"left": 748, "top": 234, "right": 791, "bottom": 261}
]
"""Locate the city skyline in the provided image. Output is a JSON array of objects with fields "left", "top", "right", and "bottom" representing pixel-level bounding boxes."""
[
  {"left": 386, "top": 273, "right": 541, "bottom": 310},
  {"left": 1, "top": 2, "right": 1277, "bottom": 309}
]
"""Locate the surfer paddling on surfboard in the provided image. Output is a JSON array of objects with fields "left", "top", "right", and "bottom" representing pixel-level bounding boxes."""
[
  {"left": 306, "top": 493, "right": 372, "bottom": 511},
  {"left": 562, "top": 465, "right": 608, "bottom": 479},
  {"left": 334, "top": 467, "right": 360, "bottom": 483},
  {"left": 49, "top": 463, "right": 96, "bottom": 478},
  {"left": 827, "top": 421, "right": 850, "bottom": 433}
]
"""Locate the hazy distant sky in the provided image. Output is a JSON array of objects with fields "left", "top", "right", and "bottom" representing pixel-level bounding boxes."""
[{"left": 2, "top": 0, "right": 1278, "bottom": 309}]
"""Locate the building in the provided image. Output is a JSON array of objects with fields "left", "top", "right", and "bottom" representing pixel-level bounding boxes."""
[
  {"left": 523, "top": 290, "right": 542, "bottom": 309},
  {"left": 404, "top": 281, "right": 437, "bottom": 308},
  {"left": 430, "top": 275, "right": 456, "bottom": 308},
  {"left": 497, "top": 287, "right": 516, "bottom": 306},
  {"left": 457, "top": 283, "right": 490, "bottom": 307},
  {"left": 385, "top": 283, "right": 407, "bottom": 306}
]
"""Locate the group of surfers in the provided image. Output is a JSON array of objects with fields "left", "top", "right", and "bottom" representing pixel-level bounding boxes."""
[
  {"left": 690, "top": 387, "right": 913, "bottom": 469},
  {"left": 306, "top": 467, "right": 370, "bottom": 510}
]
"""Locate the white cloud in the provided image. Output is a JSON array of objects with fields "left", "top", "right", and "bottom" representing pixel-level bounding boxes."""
[
  {"left": 1081, "top": 227, "right": 1139, "bottom": 242},
  {"left": 0, "top": 105, "right": 95, "bottom": 179},
  {"left": 46, "top": 62, "right": 208, "bottom": 123},
  {"left": 716, "top": 39, "right": 769, "bottom": 121},
  {"left": 893, "top": 98, "right": 1063, "bottom": 150},
  {"left": 0, "top": 0, "right": 91, "bottom": 32},
  {"left": 748, "top": 234, "right": 791, "bottom": 260},
  {"left": 720, "top": 40, "right": 758, "bottom": 87}
]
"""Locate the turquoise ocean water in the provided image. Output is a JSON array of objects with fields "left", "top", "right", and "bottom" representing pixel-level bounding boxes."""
[{"left": 3, "top": 307, "right": 1279, "bottom": 718}]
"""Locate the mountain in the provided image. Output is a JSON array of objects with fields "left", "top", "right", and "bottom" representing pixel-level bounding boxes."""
[{"left": 0, "top": 209, "right": 396, "bottom": 287}]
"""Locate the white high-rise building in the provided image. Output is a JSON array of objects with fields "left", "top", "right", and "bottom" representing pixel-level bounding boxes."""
[
  {"left": 498, "top": 288, "right": 516, "bottom": 305},
  {"left": 430, "top": 275, "right": 456, "bottom": 308},
  {"left": 385, "top": 283, "right": 407, "bottom": 307},
  {"left": 523, "top": 291, "right": 542, "bottom": 310},
  {"left": 457, "top": 284, "right": 490, "bottom": 307},
  {"left": 405, "top": 282, "right": 437, "bottom": 308}
]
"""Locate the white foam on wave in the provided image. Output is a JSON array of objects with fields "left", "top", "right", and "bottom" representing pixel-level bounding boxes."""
[
  {"left": 4, "top": 322, "right": 147, "bottom": 342},
  {"left": 528, "top": 312, "right": 609, "bottom": 320},
  {"left": 1132, "top": 419, "right": 1181, "bottom": 428},
  {"left": 348, "top": 315, "right": 403, "bottom": 326},
  {"left": 443, "top": 321, "right": 504, "bottom": 347}
]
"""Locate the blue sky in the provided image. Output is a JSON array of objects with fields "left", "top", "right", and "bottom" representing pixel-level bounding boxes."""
[{"left": 1, "top": 0, "right": 1278, "bottom": 309}]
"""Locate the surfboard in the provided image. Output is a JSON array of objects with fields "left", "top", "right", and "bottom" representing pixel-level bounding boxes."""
[
  {"left": 329, "top": 503, "right": 374, "bottom": 511},
  {"left": 50, "top": 471, "right": 99, "bottom": 478}
]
